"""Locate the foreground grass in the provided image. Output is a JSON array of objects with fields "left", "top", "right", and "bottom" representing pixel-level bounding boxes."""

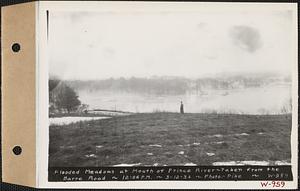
[{"left": 49, "top": 113, "right": 291, "bottom": 167}]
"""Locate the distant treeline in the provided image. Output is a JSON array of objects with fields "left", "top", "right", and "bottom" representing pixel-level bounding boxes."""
[{"left": 65, "top": 75, "right": 291, "bottom": 95}]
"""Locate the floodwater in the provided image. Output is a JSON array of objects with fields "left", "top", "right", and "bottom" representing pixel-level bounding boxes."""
[{"left": 78, "top": 84, "right": 291, "bottom": 114}]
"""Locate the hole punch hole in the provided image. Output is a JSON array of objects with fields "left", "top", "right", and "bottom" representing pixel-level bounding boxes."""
[
  {"left": 12, "top": 43, "right": 21, "bottom": 52},
  {"left": 12, "top": 146, "right": 22, "bottom": 155}
]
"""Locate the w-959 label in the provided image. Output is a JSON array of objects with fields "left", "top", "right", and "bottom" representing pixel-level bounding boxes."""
[{"left": 260, "top": 181, "right": 285, "bottom": 188}]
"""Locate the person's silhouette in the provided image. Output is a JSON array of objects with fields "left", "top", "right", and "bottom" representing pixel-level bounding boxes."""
[{"left": 180, "top": 101, "right": 184, "bottom": 114}]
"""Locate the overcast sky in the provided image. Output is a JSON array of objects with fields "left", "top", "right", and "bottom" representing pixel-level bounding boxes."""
[{"left": 48, "top": 8, "right": 294, "bottom": 80}]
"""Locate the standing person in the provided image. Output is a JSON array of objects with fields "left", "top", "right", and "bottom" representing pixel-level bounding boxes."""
[{"left": 180, "top": 101, "right": 184, "bottom": 114}]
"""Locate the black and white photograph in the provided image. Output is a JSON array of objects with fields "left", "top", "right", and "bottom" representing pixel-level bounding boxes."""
[{"left": 45, "top": 2, "right": 297, "bottom": 182}]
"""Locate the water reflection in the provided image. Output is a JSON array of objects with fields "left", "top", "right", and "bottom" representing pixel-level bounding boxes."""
[{"left": 78, "top": 84, "right": 291, "bottom": 114}]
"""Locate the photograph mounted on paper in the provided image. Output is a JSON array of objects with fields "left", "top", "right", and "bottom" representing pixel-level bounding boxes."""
[{"left": 43, "top": 2, "right": 297, "bottom": 184}]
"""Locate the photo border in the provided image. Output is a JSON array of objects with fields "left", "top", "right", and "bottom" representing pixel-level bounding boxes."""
[{"left": 36, "top": 1, "right": 298, "bottom": 189}]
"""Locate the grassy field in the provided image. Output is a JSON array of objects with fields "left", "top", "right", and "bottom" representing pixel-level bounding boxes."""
[{"left": 49, "top": 113, "right": 291, "bottom": 167}]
